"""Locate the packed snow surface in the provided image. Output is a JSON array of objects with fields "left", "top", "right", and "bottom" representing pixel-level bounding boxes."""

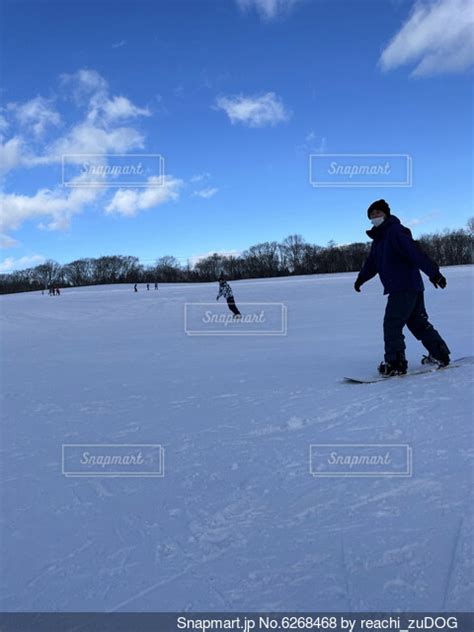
[{"left": 1, "top": 266, "right": 473, "bottom": 612}]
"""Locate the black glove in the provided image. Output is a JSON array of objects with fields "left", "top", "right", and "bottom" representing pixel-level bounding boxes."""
[
  {"left": 354, "top": 277, "right": 363, "bottom": 293},
  {"left": 430, "top": 274, "right": 447, "bottom": 289}
]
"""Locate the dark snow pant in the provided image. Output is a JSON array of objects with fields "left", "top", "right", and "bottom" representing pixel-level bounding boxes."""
[
  {"left": 384, "top": 291, "right": 449, "bottom": 362},
  {"left": 226, "top": 297, "right": 241, "bottom": 316}
]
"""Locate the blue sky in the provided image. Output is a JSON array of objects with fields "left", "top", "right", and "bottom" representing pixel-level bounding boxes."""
[{"left": 0, "top": 0, "right": 472, "bottom": 272}]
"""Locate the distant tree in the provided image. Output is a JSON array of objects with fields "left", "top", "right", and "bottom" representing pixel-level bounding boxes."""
[
  {"left": 467, "top": 217, "right": 474, "bottom": 236},
  {"left": 343, "top": 242, "right": 371, "bottom": 272},
  {"left": 242, "top": 242, "right": 281, "bottom": 278},
  {"left": 1, "top": 221, "right": 473, "bottom": 294},
  {"left": 155, "top": 256, "right": 182, "bottom": 282},
  {"left": 119, "top": 256, "right": 142, "bottom": 283},
  {"left": 63, "top": 259, "right": 94, "bottom": 286},
  {"left": 222, "top": 255, "right": 244, "bottom": 280},
  {"left": 34, "top": 260, "right": 63, "bottom": 289},
  {"left": 301, "top": 244, "right": 323, "bottom": 274},
  {"left": 193, "top": 253, "right": 227, "bottom": 281},
  {"left": 281, "top": 235, "right": 306, "bottom": 274}
]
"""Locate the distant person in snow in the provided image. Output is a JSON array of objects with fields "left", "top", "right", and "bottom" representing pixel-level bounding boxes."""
[
  {"left": 56, "top": 287, "right": 61, "bottom": 296},
  {"left": 354, "top": 199, "right": 450, "bottom": 377},
  {"left": 147, "top": 283, "right": 150, "bottom": 291},
  {"left": 216, "top": 276, "right": 241, "bottom": 318},
  {"left": 154, "top": 282, "right": 158, "bottom": 290},
  {"left": 134, "top": 284, "right": 138, "bottom": 292}
]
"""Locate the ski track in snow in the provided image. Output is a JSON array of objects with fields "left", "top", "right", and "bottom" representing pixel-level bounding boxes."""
[{"left": 0, "top": 267, "right": 473, "bottom": 611}]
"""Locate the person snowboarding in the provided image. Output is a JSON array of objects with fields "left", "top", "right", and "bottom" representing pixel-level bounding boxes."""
[
  {"left": 216, "top": 276, "right": 241, "bottom": 318},
  {"left": 354, "top": 199, "right": 450, "bottom": 377}
]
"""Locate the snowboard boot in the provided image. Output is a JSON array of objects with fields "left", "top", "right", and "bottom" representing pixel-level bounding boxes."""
[
  {"left": 378, "top": 352, "right": 408, "bottom": 377},
  {"left": 421, "top": 342, "right": 450, "bottom": 367}
]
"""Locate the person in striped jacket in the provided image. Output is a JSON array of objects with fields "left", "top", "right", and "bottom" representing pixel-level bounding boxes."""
[{"left": 216, "top": 276, "right": 241, "bottom": 318}]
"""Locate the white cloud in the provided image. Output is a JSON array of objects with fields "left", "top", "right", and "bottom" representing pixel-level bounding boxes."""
[
  {"left": 99, "top": 96, "right": 150, "bottom": 123},
  {"left": 0, "top": 234, "right": 19, "bottom": 248},
  {"left": 0, "top": 114, "right": 9, "bottom": 135},
  {"left": 380, "top": 0, "right": 474, "bottom": 77},
  {"left": 104, "top": 175, "right": 183, "bottom": 217},
  {"left": 112, "top": 40, "right": 126, "bottom": 49},
  {"left": 216, "top": 92, "right": 291, "bottom": 127},
  {"left": 0, "top": 254, "right": 45, "bottom": 273},
  {"left": 237, "top": 0, "right": 301, "bottom": 20},
  {"left": 0, "top": 137, "right": 24, "bottom": 173},
  {"left": 61, "top": 70, "right": 150, "bottom": 125},
  {"left": 0, "top": 69, "right": 149, "bottom": 173},
  {"left": 192, "top": 187, "right": 219, "bottom": 199},
  {"left": 1, "top": 124, "right": 145, "bottom": 173},
  {"left": 0, "top": 175, "right": 103, "bottom": 234},
  {"left": 190, "top": 172, "right": 211, "bottom": 183},
  {"left": 405, "top": 211, "right": 440, "bottom": 227},
  {"left": 46, "top": 123, "right": 145, "bottom": 162},
  {"left": 0, "top": 68, "right": 180, "bottom": 240},
  {"left": 296, "top": 131, "right": 327, "bottom": 154},
  {"left": 7, "top": 97, "right": 61, "bottom": 137},
  {"left": 60, "top": 69, "right": 108, "bottom": 104},
  {"left": 189, "top": 174, "right": 218, "bottom": 199}
]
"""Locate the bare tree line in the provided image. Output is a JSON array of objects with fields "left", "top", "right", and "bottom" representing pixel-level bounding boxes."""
[{"left": 1, "top": 221, "right": 473, "bottom": 294}]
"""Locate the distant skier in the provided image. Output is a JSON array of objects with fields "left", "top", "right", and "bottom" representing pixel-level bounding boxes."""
[
  {"left": 147, "top": 283, "right": 150, "bottom": 291},
  {"left": 216, "top": 276, "right": 241, "bottom": 318},
  {"left": 354, "top": 199, "right": 450, "bottom": 376},
  {"left": 134, "top": 284, "right": 138, "bottom": 292},
  {"left": 154, "top": 282, "right": 158, "bottom": 290}
]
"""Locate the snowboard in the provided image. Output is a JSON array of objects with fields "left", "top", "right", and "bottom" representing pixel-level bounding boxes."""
[{"left": 343, "top": 356, "right": 474, "bottom": 384}]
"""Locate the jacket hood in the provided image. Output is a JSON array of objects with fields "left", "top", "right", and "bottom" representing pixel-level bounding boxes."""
[{"left": 366, "top": 214, "right": 400, "bottom": 240}]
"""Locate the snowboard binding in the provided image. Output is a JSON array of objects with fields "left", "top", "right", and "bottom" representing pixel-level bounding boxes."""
[
  {"left": 421, "top": 342, "right": 450, "bottom": 367},
  {"left": 378, "top": 361, "right": 408, "bottom": 377},
  {"left": 421, "top": 354, "right": 449, "bottom": 368},
  {"left": 378, "top": 352, "right": 408, "bottom": 377}
]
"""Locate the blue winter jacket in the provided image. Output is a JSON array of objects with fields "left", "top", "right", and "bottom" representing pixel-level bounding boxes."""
[{"left": 357, "top": 215, "right": 439, "bottom": 295}]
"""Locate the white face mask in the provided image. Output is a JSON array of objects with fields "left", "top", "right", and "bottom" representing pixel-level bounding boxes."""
[{"left": 370, "top": 216, "right": 385, "bottom": 227}]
